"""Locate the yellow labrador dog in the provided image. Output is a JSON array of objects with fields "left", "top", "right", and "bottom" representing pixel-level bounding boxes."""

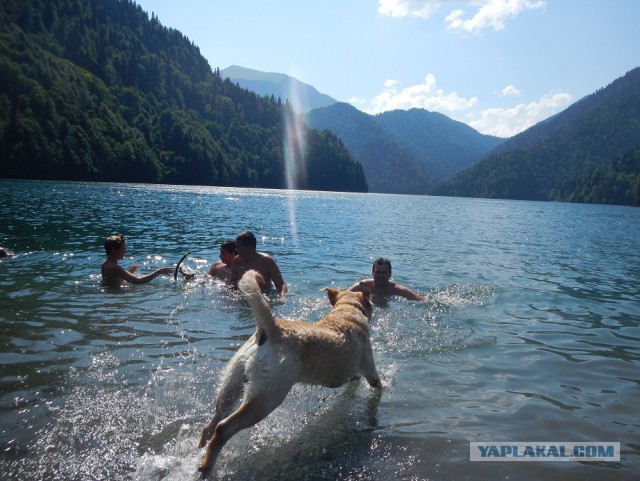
[{"left": 198, "top": 270, "right": 380, "bottom": 474}]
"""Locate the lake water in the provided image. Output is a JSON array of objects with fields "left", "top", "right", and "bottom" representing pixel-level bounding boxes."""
[{"left": 0, "top": 180, "right": 638, "bottom": 480}]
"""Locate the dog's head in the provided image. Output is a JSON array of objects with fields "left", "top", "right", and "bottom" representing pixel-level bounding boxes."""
[{"left": 323, "top": 288, "right": 373, "bottom": 320}]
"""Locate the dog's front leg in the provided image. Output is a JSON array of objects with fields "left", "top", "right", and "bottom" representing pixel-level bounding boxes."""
[{"left": 361, "top": 346, "right": 381, "bottom": 388}]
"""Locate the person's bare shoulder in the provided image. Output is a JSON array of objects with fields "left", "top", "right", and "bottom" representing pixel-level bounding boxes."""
[
  {"left": 208, "top": 260, "right": 224, "bottom": 276},
  {"left": 349, "top": 279, "right": 373, "bottom": 292},
  {"left": 258, "top": 251, "right": 276, "bottom": 263},
  {"left": 102, "top": 261, "right": 121, "bottom": 275},
  {"left": 101, "top": 262, "right": 128, "bottom": 284},
  {"left": 252, "top": 252, "right": 276, "bottom": 271}
]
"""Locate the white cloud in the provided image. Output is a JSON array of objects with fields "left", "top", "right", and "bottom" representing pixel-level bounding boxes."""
[
  {"left": 446, "top": 0, "right": 546, "bottom": 33},
  {"left": 350, "top": 75, "right": 573, "bottom": 138},
  {"left": 378, "top": 0, "right": 442, "bottom": 19},
  {"left": 364, "top": 74, "right": 478, "bottom": 115},
  {"left": 501, "top": 84, "right": 521, "bottom": 96},
  {"left": 465, "top": 91, "right": 573, "bottom": 137},
  {"left": 379, "top": 0, "right": 546, "bottom": 33},
  {"left": 384, "top": 79, "right": 402, "bottom": 89}
]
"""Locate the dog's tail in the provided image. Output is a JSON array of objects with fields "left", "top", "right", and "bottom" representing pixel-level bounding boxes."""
[{"left": 238, "top": 270, "right": 277, "bottom": 338}]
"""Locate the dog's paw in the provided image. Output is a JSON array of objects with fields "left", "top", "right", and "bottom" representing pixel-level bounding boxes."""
[
  {"left": 197, "top": 460, "right": 211, "bottom": 478},
  {"left": 367, "top": 377, "right": 381, "bottom": 388},
  {"left": 198, "top": 454, "right": 211, "bottom": 479}
]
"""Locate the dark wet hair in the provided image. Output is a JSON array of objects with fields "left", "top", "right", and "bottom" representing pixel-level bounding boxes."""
[
  {"left": 104, "top": 234, "right": 125, "bottom": 255},
  {"left": 220, "top": 239, "right": 236, "bottom": 253},
  {"left": 236, "top": 231, "right": 257, "bottom": 249},
  {"left": 372, "top": 257, "right": 392, "bottom": 274}
]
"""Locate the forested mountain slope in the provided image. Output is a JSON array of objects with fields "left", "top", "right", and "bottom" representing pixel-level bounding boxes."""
[
  {"left": 374, "top": 108, "right": 502, "bottom": 181},
  {"left": 307, "top": 103, "right": 435, "bottom": 194},
  {"left": 561, "top": 147, "right": 640, "bottom": 206},
  {"left": 307, "top": 103, "right": 501, "bottom": 194},
  {"left": 438, "top": 67, "right": 640, "bottom": 202},
  {"left": 0, "top": 0, "right": 367, "bottom": 192}
]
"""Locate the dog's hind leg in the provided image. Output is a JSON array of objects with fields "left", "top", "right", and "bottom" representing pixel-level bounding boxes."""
[
  {"left": 198, "top": 356, "right": 247, "bottom": 448},
  {"left": 198, "top": 391, "right": 289, "bottom": 474}
]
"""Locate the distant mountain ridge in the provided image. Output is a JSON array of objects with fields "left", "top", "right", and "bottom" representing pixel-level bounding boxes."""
[
  {"left": 224, "top": 66, "right": 502, "bottom": 194},
  {"left": 221, "top": 65, "right": 338, "bottom": 112},
  {"left": 374, "top": 108, "right": 503, "bottom": 181},
  {"left": 226, "top": 64, "right": 640, "bottom": 204},
  {"left": 307, "top": 104, "right": 502, "bottom": 194},
  {"left": 307, "top": 103, "right": 435, "bottom": 194}
]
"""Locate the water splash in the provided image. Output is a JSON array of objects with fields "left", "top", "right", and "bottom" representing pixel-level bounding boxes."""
[{"left": 428, "top": 282, "right": 497, "bottom": 312}]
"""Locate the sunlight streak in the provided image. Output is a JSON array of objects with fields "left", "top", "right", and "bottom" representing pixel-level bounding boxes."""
[{"left": 283, "top": 80, "right": 309, "bottom": 244}]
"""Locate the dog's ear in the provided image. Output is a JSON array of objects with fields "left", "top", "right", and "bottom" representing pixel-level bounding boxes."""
[{"left": 322, "top": 287, "right": 340, "bottom": 306}]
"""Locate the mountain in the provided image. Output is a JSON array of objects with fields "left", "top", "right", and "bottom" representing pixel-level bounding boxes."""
[
  {"left": 306, "top": 104, "right": 501, "bottom": 194},
  {"left": 0, "top": 0, "right": 367, "bottom": 192},
  {"left": 221, "top": 65, "right": 338, "bottom": 113},
  {"left": 438, "top": 67, "right": 640, "bottom": 202},
  {"left": 374, "top": 109, "right": 503, "bottom": 181},
  {"left": 223, "top": 66, "right": 502, "bottom": 191},
  {"left": 307, "top": 103, "right": 435, "bottom": 194},
  {"left": 561, "top": 147, "right": 640, "bottom": 206}
]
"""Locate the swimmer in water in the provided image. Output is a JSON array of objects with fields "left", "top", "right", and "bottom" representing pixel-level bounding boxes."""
[
  {"left": 208, "top": 239, "right": 237, "bottom": 283},
  {"left": 101, "top": 234, "right": 173, "bottom": 286},
  {"left": 230, "top": 231, "right": 287, "bottom": 300},
  {"left": 349, "top": 257, "right": 424, "bottom": 301}
]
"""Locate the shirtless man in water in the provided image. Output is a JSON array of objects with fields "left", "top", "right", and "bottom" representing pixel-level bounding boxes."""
[
  {"left": 101, "top": 234, "right": 173, "bottom": 286},
  {"left": 230, "top": 231, "right": 287, "bottom": 300},
  {"left": 208, "top": 239, "right": 237, "bottom": 283},
  {"left": 349, "top": 258, "right": 424, "bottom": 301}
]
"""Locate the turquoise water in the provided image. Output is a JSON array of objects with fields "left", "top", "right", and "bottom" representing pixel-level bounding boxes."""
[{"left": 0, "top": 180, "right": 638, "bottom": 480}]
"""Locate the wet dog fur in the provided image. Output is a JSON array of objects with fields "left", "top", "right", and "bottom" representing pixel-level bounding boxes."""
[{"left": 197, "top": 270, "right": 380, "bottom": 474}]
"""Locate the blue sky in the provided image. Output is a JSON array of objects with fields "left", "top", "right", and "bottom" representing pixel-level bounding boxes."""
[{"left": 134, "top": 1, "right": 640, "bottom": 138}]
